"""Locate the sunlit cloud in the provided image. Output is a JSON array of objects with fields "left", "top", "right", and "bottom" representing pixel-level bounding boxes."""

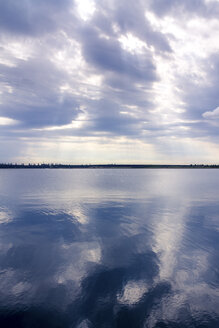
[
  {"left": 75, "top": 0, "right": 96, "bottom": 21},
  {"left": 118, "top": 33, "right": 147, "bottom": 54},
  {"left": 203, "top": 106, "right": 219, "bottom": 119},
  {"left": 0, "top": 117, "right": 19, "bottom": 125}
]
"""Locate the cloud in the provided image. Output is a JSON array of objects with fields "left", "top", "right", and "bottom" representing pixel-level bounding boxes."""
[
  {"left": 149, "top": 0, "right": 219, "bottom": 18},
  {"left": 80, "top": 27, "right": 157, "bottom": 82},
  {"left": 0, "top": 0, "right": 72, "bottom": 36},
  {"left": 203, "top": 106, "right": 219, "bottom": 119},
  {"left": 0, "top": 57, "right": 81, "bottom": 129},
  {"left": 178, "top": 53, "right": 219, "bottom": 124},
  {"left": 0, "top": 117, "right": 18, "bottom": 126},
  {"left": 0, "top": 0, "right": 219, "bottom": 162},
  {"left": 111, "top": 0, "right": 172, "bottom": 53}
]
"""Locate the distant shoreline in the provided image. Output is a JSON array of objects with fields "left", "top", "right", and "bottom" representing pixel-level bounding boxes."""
[{"left": 0, "top": 164, "right": 219, "bottom": 169}]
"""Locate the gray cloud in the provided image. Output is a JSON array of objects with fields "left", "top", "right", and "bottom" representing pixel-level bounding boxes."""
[
  {"left": 80, "top": 27, "right": 157, "bottom": 82},
  {"left": 113, "top": 0, "right": 172, "bottom": 52},
  {"left": 0, "top": 0, "right": 72, "bottom": 36},
  {"left": 149, "top": 0, "right": 219, "bottom": 18},
  {"left": 0, "top": 57, "right": 81, "bottom": 129},
  {"left": 179, "top": 54, "right": 219, "bottom": 123}
]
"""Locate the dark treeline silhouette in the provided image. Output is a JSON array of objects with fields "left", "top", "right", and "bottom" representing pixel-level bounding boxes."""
[{"left": 0, "top": 163, "right": 219, "bottom": 169}]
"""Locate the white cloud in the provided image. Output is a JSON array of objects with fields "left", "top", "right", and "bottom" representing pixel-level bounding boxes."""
[
  {"left": 203, "top": 106, "right": 219, "bottom": 119},
  {"left": 0, "top": 117, "right": 19, "bottom": 125},
  {"left": 75, "top": 0, "right": 96, "bottom": 21}
]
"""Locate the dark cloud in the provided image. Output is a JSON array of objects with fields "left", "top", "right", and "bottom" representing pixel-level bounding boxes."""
[
  {"left": 0, "top": 58, "right": 80, "bottom": 128},
  {"left": 150, "top": 0, "right": 219, "bottom": 18},
  {"left": 114, "top": 0, "right": 172, "bottom": 52},
  {"left": 93, "top": 0, "right": 172, "bottom": 53},
  {"left": 0, "top": 0, "right": 72, "bottom": 36},
  {"left": 80, "top": 27, "right": 157, "bottom": 82},
  {"left": 80, "top": 99, "right": 142, "bottom": 136},
  {"left": 179, "top": 54, "right": 219, "bottom": 122},
  {"left": 1, "top": 101, "right": 79, "bottom": 129}
]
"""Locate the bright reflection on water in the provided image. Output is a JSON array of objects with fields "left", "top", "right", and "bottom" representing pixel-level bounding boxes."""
[{"left": 0, "top": 169, "right": 218, "bottom": 327}]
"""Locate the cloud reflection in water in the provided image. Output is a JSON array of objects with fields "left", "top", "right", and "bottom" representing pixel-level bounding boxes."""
[{"left": 0, "top": 169, "right": 218, "bottom": 327}]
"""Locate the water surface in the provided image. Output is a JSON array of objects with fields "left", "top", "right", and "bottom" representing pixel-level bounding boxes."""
[{"left": 0, "top": 169, "right": 218, "bottom": 327}]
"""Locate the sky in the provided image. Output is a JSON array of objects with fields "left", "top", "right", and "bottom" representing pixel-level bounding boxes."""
[{"left": 1, "top": 0, "right": 219, "bottom": 164}]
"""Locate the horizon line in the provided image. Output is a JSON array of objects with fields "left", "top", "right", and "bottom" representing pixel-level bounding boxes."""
[{"left": 1, "top": 163, "right": 219, "bottom": 168}]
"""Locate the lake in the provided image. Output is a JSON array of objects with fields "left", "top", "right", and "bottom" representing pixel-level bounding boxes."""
[{"left": 0, "top": 169, "right": 218, "bottom": 328}]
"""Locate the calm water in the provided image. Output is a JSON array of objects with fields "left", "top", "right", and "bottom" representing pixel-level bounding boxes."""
[{"left": 0, "top": 169, "right": 218, "bottom": 328}]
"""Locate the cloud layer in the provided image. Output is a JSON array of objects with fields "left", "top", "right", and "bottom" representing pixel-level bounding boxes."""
[{"left": 1, "top": 0, "right": 219, "bottom": 163}]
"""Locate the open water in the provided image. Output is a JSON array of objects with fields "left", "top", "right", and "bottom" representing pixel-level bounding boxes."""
[{"left": 0, "top": 169, "right": 218, "bottom": 328}]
